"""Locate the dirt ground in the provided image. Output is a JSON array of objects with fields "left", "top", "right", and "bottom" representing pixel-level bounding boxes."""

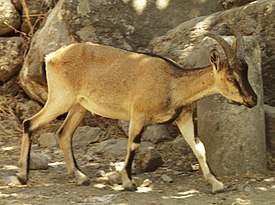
[
  {"left": 0, "top": 92, "right": 274, "bottom": 205},
  {"left": 1, "top": 123, "right": 275, "bottom": 205}
]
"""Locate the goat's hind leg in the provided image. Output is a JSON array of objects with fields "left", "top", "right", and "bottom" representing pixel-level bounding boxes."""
[
  {"left": 16, "top": 100, "right": 72, "bottom": 185},
  {"left": 56, "top": 103, "right": 88, "bottom": 185},
  {"left": 176, "top": 110, "right": 226, "bottom": 193}
]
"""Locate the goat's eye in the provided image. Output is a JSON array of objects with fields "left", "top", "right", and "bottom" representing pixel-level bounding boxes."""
[{"left": 227, "top": 77, "right": 236, "bottom": 83}]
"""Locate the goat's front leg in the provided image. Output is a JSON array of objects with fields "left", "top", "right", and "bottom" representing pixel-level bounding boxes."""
[
  {"left": 120, "top": 115, "right": 145, "bottom": 191},
  {"left": 176, "top": 110, "right": 226, "bottom": 193}
]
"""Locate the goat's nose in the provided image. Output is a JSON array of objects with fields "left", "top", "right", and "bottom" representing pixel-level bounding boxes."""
[
  {"left": 251, "top": 95, "right": 257, "bottom": 103},
  {"left": 247, "top": 95, "right": 258, "bottom": 107}
]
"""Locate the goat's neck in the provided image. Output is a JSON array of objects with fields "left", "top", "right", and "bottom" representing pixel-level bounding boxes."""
[{"left": 172, "top": 65, "right": 216, "bottom": 106}]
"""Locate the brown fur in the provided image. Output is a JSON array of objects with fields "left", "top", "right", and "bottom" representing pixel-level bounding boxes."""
[{"left": 16, "top": 41, "right": 257, "bottom": 193}]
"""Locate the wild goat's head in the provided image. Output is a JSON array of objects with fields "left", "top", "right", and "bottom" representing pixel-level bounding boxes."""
[{"left": 207, "top": 28, "right": 257, "bottom": 108}]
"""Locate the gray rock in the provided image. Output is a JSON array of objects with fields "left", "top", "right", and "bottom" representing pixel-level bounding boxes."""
[
  {"left": 161, "top": 174, "right": 173, "bottom": 183},
  {"left": 96, "top": 138, "right": 127, "bottom": 160},
  {"left": 73, "top": 126, "right": 104, "bottom": 149},
  {"left": 19, "top": 0, "right": 71, "bottom": 104},
  {"left": 2, "top": 176, "right": 22, "bottom": 185},
  {"left": 117, "top": 120, "right": 129, "bottom": 136},
  {"left": 136, "top": 147, "right": 163, "bottom": 172},
  {"left": 86, "top": 194, "right": 116, "bottom": 204},
  {"left": 38, "top": 133, "right": 57, "bottom": 148},
  {"left": 0, "top": 0, "right": 21, "bottom": 35},
  {"left": 93, "top": 138, "right": 155, "bottom": 161},
  {"left": 140, "top": 179, "right": 152, "bottom": 187},
  {"left": 106, "top": 171, "right": 122, "bottom": 185},
  {"left": 30, "top": 153, "right": 50, "bottom": 170},
  {"left": 0, "top": 120, "right": 19, "bottom": 136},
  {"left": 158, "top": 135, "right": 191, "bottom": 155},
  {"left": 142, "top": 125, "right": 172, "bottom": 144},
  {"left": 0, "top": 37, "right": 25, "bottom": 82},
  {"left": 197, "top": 37, "right": 266, "bottom": 176},
  {"left": 15, "top": 99, "right": 42, "bottom": 120},
  {"left": 264, "top": 104, "right": 275, "bottom": 150}
]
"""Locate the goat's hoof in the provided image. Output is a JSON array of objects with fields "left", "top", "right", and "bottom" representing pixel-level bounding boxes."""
[
  {"left": 124, "top": 184, "right": 137, "bottom": 192},
  {"left": 212, "top": 182, "right": 227, "bottom": 194},
  {"left": 77, "top": 177, "right": 90, "bottom": 186},
  {"left": 15, "top": 173, "right": 28, "bottom": 185}
]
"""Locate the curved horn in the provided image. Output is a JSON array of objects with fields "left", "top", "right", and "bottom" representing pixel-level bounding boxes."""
[
  {"left": 230, "top": 26, "right": 244, "bottom": 58},
  {"left": 206, "top": 32, "right": 235, "bottom": 65}
]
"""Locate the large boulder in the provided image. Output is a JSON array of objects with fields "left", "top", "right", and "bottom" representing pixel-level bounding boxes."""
[
  {"left": 0, "top": 0, "right": 21, "bottom": 36},
  {"left": 197, "top": 37, "right": 266, "bottom": 176},
  {"left": 152, "top": 1, "right": 270, "bottom": 176},
  {"left": 264, "top": 105, "right": 275, "bottom": 150},
  {"left": 152, "top": 0, "right": 275, "bottom": 106},
  {"left": 19, "top": 0, "right": 223, "bottom": 103},
  {"left": 0, "top": 37, "right": 25, "bottom": 83}
]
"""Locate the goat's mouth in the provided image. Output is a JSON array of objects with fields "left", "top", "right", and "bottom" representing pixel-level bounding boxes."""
[
  {"left": 228, "top": 99, "right": 242, "bottom": 106},
  {"left": 228, "top": 99, "right": 257, "bottom": 108},
  {"left": 243, "top": 98, "right": 257, "bottom": 108}
]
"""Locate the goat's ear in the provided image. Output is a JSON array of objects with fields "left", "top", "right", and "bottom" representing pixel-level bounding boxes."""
[{"left": 209, "top": 49, "right": 220, "bottom": 72}]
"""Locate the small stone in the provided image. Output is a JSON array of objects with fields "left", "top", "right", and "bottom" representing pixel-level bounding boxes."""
[
  {"left": 161, "top": 174, "right": 173, "bottom": 183},
  {"left": 2, "top": 176, "right": 22, "bottom": 185},
  {"left": 95, "top": 139, "right": 127, "bottom": 160},
  {"left": 173, "top": 171, "right": 184, "bottom": 175},
  {"left": 73, "top": 126, "right": 104, "bottom": 149},
  {"left": 176, "top": 186, "right": 184, "bottom": 191},
  {"left": 244, "top": 186, "right": 251, "bottom": 192},
  {"left": 249, "top": 178, "right": 257, "bottom": 183},
  {"left": 106, "top": 171, "right": 122, "bottom": 185},
  {"left": 142, "top": 125, "right": 172, "bottom": 144},
  {"left": 30, "top": 153, "right": 50, "bottom": 170},
  {"left": 95, "top": 170, "right": 105, "bottom": 177},
  {"left": 38, "top": 133, "right": 57, "bottom": 148},
  {"left": 136, "top": 147, "right": 163, "bottom": 172},
  {"left": 140, "top": 179, "right": 152, "bottom": 187},
  {"left": 191, "top": 163, "right": 200, "bottom": 171}
]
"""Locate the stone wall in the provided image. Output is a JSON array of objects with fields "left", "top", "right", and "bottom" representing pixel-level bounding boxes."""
[{"left": 18, "top": 0, "right": 223, "bottom": 103}]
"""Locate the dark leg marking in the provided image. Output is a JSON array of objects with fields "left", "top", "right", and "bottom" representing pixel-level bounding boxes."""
[
  {"left": 23, "top": 120, "right": 31, "bottom": 133},
  {"left": 126, "top": 150, "right": 136, "bottom": 179},
  {"left": 132, "top": 128, "right": 144, "bottom": 144},
  {"left": 126, "top": 127, "right": 144, "bottom": 179},
  {"left": 160, "top": 106, "right": 184, "bottom": 124},
  {"left": 26, "top": 138, "right": 32, "bottom": 175},
  {"left": 72, "top": 149, "right": 80, "bottom": 170}
]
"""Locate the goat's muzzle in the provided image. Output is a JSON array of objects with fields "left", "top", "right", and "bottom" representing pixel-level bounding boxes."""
[
  {"left": 228, "top": 94, "right": 257, "bottom": 108},
  {"left": 243, "top": 94, "right": 258, "bottom": 108}
]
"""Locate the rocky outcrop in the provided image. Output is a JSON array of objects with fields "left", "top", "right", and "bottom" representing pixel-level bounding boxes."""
[
  {"left": 0, "top": 37, "right": 24, "bottom": 82},
  {"left": 18, "top": 0, "right": 223, "bottom": 103},
  {"left": 0, "top": 0, "right": 21, "bottom": 36},
  {"left": 20, "top": 0, "right": 55, "bottom": 34},
  {"left": 197, "top": 37, "right": 266, "bottom": 176},
  {"left": 152, "top": 1, "right": 272, "bottom": 176}
]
